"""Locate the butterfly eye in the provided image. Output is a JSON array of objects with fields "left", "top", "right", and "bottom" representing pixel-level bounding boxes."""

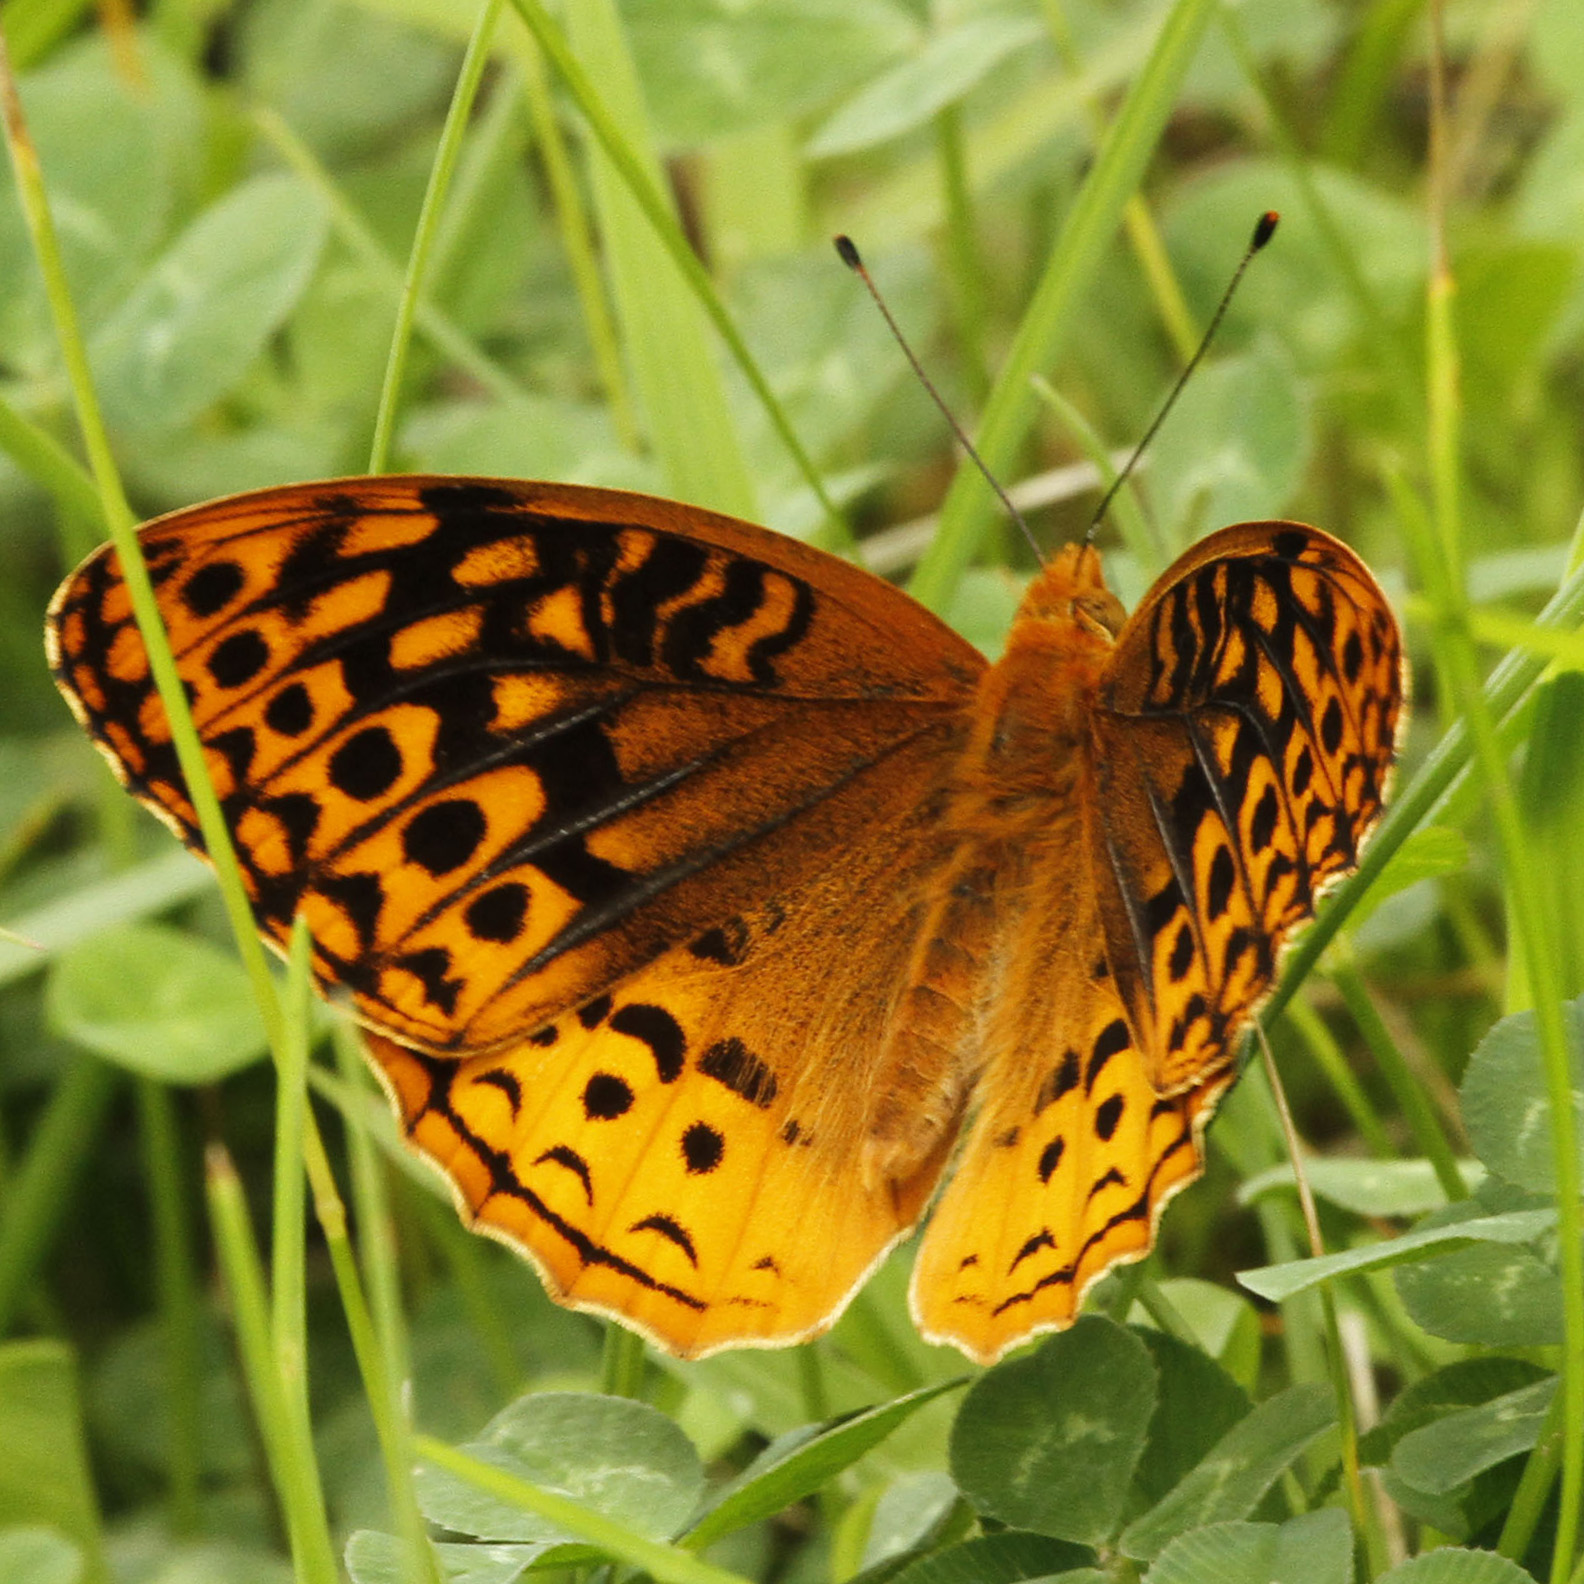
[{"left": 1073, "top": 591, "right": 1124, "bottom": 640}]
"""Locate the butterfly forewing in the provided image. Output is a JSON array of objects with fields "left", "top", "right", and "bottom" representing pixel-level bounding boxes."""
[{"left": 47, "top": 477, "right": 983, "bottom": 1056}]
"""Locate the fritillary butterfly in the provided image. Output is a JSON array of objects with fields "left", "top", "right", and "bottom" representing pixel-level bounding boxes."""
[{"left": 47, "top": 477, "right": 1402, "bottom": 1362}]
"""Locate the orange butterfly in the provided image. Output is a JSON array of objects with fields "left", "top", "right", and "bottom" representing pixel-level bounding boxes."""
[{"left": 47, "top": 477, "right": 1402, "bottom": 1362}]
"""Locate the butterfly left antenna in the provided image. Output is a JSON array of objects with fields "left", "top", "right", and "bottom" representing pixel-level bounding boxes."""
[{"left": 835, "top": 235, "right": 1043, "bottom": 564}]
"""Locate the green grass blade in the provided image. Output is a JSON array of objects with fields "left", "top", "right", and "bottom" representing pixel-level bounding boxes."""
[
  {"left": 909, "top": 0, "right": 1216, "bottom": 612},
  {"left": 369, "top": 0, "right": 506, "bottom": 473}
]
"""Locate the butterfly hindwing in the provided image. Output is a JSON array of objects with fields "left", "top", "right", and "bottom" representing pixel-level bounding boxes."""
[
  {"left": 1092, "top": 523, "right": 1404, "bottom": 1092},
  {"left": 371, "top": 794, "right": 974, "bottom": 1358}
]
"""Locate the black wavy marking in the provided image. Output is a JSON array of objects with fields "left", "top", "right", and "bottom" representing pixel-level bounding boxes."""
[
  {"left": 404, "top": 1050, "right": 707, "bottom": 1311},
  {"left": 986, "top": 1102, "right": 1200, "bottom": 1319}
]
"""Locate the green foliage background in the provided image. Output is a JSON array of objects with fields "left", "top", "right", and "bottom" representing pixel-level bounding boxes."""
[{"left": 0, "top": 1, "right": 1582, "bottom": 1582}]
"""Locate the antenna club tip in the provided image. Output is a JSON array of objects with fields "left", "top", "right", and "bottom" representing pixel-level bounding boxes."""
[
  {"left": 1253, "top": 210, "right": 1279, "bottom": 248},
  {"left": 834, "top": 234, "right": 862, "bottom": 270}
]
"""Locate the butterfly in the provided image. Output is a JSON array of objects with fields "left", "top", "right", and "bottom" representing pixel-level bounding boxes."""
[{"left": 47, "top": 476, "right": 1402, "bottom": 1363}]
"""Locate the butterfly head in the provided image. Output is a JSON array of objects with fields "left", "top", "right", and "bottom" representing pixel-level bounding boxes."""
[{"left": 1017, "top": 542, "right": 1125, "bottom": 640}]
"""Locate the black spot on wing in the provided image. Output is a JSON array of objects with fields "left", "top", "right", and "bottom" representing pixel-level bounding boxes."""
[{"left": 699, "top": 1037, "right": 778, "bottom": 1108}]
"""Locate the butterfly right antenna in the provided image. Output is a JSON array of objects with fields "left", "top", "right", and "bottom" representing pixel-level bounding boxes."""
[{"left": 1086, "top": 210, "right": 1279, "bottom": 546}]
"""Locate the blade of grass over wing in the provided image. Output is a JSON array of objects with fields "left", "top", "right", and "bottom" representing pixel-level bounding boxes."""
[
  {"left": 206, "top": 1143, "right": 339, "bottom": 1584},
  {"left": 0, "top": 21, "right": 287, "bottom": 1055},
  {"left": 910, "top": 0, "right": 1216, "bottom": 614},
  {"left": 503, "top": 0, "right": 847, "bottom": 542},
  {"left": 506, "top": 33, "right": 639, "bottom": 451},
  {"left": 1417, "top": 21, "right": 1583, "bottom": 1572},
  {"left": 369, "top": 0, "right": 506, "bottom": 474},
  {"left": 562, "top": 0, "right": 755, "bottom": 520},
  {"left": 133, "top": 1078, "right": 202, "bottom": 1536}
]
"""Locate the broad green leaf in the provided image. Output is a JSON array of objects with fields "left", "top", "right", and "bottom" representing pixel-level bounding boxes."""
[
  {"left": 1131, "top": 1328, "right": 1251, "bottom": 1504},
  {"left": 46, "top": 922, "right": 269, "bottom": 1083},
  {"left": 0, "top": 1528, "right": 83, "bottom": 1584},
  {"left": 90, "top": 173, "right": 329, "bottom": 434},
  {"left": 1360, "top": 1357, "right": 1551, "bottom": 1540},
  {"left": 345, "top": 1529, "right": 563, "bottom": 1584},
  {"left": 860, "top": 1473, "right": 960, "bottom": 1571},
  {"left": 1459, "top": 993, "right": 1584, "bottom": 1192},
  {"left": 806, "top": 18, "right": 1044, "bottom": 158},
  {"left": 684, "top": 1379, "right": 964, "bottom": 1550},
  {"left": 1236, "top": 1208, "right": 1556, "bottom": 1301},
  {"left": 0, "top": 1342, "right": 104, "bottom": 1580},
  {"left": 1146, "top": 338, "right": 1310, "bottom": 550},
  {"left": 0, "top": 35, "right": 188, "bottom": 373},
  {"left": 239, "top": 0, "right": 460, "bottom": 161},
  {"left": 622, "top": 0, "right": 919, "bottom": 146},
  {"left": 1394, "top": 1238, "right": 1563, "bottom": 1346},
  {"left": 415, "top": 1392, "right": 703, "bottom": 1544},
  {"left": 1391, "top": 1376, "right": 1556, "bottom": 1494},
  {"left": 1240, "top": 1157, "right": 1483, "bottom": 1218},
  {"left": 886, "top": 1530, "right": 1095, "bottom": 1584},
  {"left": 949, "top": 1318, "right": 1156, "bottom": 1544},
  {"left": 1117, "top": 1384, "right": 1335, "bottom": 1560},
  {"left": 0, "top": 851, "right": 210, "bottom": 993},
  {"left": 1346, "top": 827, "right": 1471, "bottom": 936},
  {"left": 1375, "top": 1549, "right": 1539, "bottom": 1584},
  {"left": 1141, "top": 1280, "right": 1262, "bottom": 1392},
  {"left": 1143, "top": 1509, "right": 1352, "bottom": 1584}
]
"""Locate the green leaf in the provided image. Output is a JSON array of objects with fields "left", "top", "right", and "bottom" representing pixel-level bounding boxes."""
[
  {"left": 886, "top": 1531, "right": 1095, "bottom": 1584},
  {"left": 683, "top": 1379, "right": 964, "bottom": 1550},
  {"left": 415, "top": 1392, "right": 704, "bottom": 1544},
  {"left": 1391, "top": 1376, "right": 1555, "bottom": 1495},
  {"left": 949, "top": 1317, "right": 1156, "bottom": 1544},
  {"left": 806, "top": 17, "right": 1044, "bottom": 158},
  {"left": 1460, "top": 993, "right": 1584, "bottom": 1192},
  {"left": 0, "top": 35, "right": 186, "bottom": 374},
  {"left": 1131, "top": 1328, "right": 1251, "bottom": 1504},
  {"left": 345, "top": 1529, "right": 559, "bottom": 1584},
  {"left": 1360, "top": 1357, "right": 1551, "bottom": 1541},
  {"left": 1346, "top": 827, "right": 1471, "bottom": 936},
  {"left": 1239, "top": 1156, "right": 1483, "bottom": 1218},
  {"left": 859, "top": 1473, "right": 960, "bottom": 1571},
  {"left": 1117, "top": 1384, "right": 1335, "bottom": 1561},
  {"left": 90, "top": 172, "right": 329, "bottom": 434},
  {"left": 1143, "top": 1509, "right": 1352, "bottom": 1584},
  {"left": 0, "top": 1342, "right": 105, "bottom": 1580},
  {"left": 622, "top": 0, "right": 919, "bottom": 146},
  {"left": 46, "top": 922, "right": 269, "bottom": 1083},
  {"left": 1236, "top": 1208, "right": 1556, "bottom": 1302},
  {"left": 0, "top": 1528, "right": 83, "bottom": 1584},
  {"left": 1375, "top": 1548, "right": 1540, "bottom": 1584},
  {"left": 1145, "top": 339, "right": 1310, "bottom": 549},
  {"left": 1394, "top": 1237, "right": 1563, "bottom": 1346}
]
